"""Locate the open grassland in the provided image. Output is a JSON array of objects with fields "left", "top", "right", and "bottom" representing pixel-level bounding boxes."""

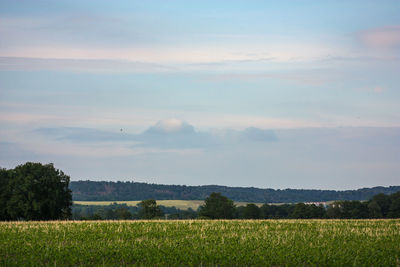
[
  {"left": 74, "top": 200, "right": 264, "bottom": 210},
  {"left": 1, "top": 220, "right": 399, "bottom": 266}
]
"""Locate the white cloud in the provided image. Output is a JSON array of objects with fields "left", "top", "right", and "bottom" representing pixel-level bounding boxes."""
[
  {"left": 30, "top": 120, "right": 278, "bottom": 151},
  {"left": 147, "top": 119, "right": 194, "bottom": 134}
]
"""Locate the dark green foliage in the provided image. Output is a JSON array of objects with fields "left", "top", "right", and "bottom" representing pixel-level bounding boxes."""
[
  {"left": 368, "top": 201, "right": 382, "bottom": 218},
  {"left": 167, "top": 209, "right": 197, "bottom": 219},
  {"left": 116, "top": 207, "right": 132, "bottom": 219},
  {"left": 291, "top": 203, "right": 311, "bottom": 219},
  {"left": 325, "top": 192, "right": 400, "bottom": 220},
  {"left": 242, "top": 203, "right": 261, "bottom": 219},
  {"left": 326, "top": 204, "right": 341, "bottom": 218},
  {"left": 3, "top": 162, "right": 400, "bottom": 222},
  {"left": 388, "top": 192, "right": 400, "bottom": 218},
  {"left": 198, "top": 192, "right": 236, "bottom": 219},
  {"left": 309, "top": 204, "right": 326, "bottom": 218},
  {"left": 46, "top": 190, "right": 400, "bottom": 220},
  {"left": 370, "top": 193, "right": 391, "bottom": 217},
  {"left": 260, "top": 204, "right": 294, "bottom": 219},
  {"left": 1, "top": 162, "right": 72, "bottom": 220},
  {"left": 0, "top": 168, "right": 11, "bottom": 220},
  {"left": 259, "top": 192, "right": 400, "bottom": 220},
  {"left": 326, "top": 201, "right": 369, "bottom": 219},
  {"left": 235, "top": 206, "right": 245, "bottom": 218},
  {"left": 290, "top": 203, "right": 325, "bottom": 219},
  {"left": 70, "top": 180, "right": 400, "bottom": 203},
  {"left": 71, "top": 203, "right": 197, "bottom": 220},
  {"left": 72, "top": 203, "right": 139, "bottom": 220},
  {"left": 138, "top": 199, "right": 164, "bottom": 219}
]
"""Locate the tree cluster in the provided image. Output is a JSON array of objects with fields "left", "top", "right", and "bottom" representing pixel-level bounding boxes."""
[
  {"left": 138, "top": 199, "right": 164, "bottom": 219},
  {"left": 72, "top": 203, "right": 137, "bottom": 220},
  {"left": 72, "top": 201, "right": 198, "bottom": 220},
  {"left": 71, "top": 191, "right": 400, "bottom": 220},
  {"left": 326, "top": 193, "right": 400, "bottom": 219},
  {"left": 0, "top": 163, "right": 72, "bottom": 220},
  {"left": 198, "top": 192, "right": 236, "bottom": 219},
  {"left": 70, "top": 180, "right": 400, "bottom": 203},
  {"left": 2, "top": 162, "right": 399, "bottom": 221},
  {"left": 238, "top": 192, "right": 400, "bottom": 219}
]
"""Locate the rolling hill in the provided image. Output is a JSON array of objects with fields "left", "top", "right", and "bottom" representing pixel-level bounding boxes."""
[{"left": 70, "top": 181, "right": 400, "bottom": 203}]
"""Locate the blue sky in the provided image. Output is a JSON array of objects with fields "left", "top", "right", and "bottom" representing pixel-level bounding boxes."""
[{"left": 0, "top": 1, "right": 399, "bottom": 189}]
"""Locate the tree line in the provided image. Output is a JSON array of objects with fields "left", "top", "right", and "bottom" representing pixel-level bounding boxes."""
[
  {"left": 72, "top": 192, "right": 400, "bottom": 220},
  {"left": 205, "top": 192, "right": 400, "bottom": 219},
  {"left": 70, "top": 180, "right": 400, "bottom": 203},
  {"left": 72, "top": 201, "right": 198, "bottom": 220},
  {"left": 1, "top": 162, "right": 400, "bottom": 221}
]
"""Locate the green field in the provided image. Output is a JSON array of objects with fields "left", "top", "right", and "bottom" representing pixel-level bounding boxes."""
[
  {"left": 74, "top": 200, "right": 264, "bottom": 210},
  {"left": 1, "top": 219, "right": 399, "bottom": 266}
]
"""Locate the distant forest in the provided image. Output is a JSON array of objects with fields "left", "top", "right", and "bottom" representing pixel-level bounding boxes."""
[{"left": 70, "top": 181, "right": 400, "bottom": 203}]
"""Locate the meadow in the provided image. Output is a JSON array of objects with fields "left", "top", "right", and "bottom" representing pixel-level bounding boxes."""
[{"left": 1, "top": 219, "right": 399, "bottom": 266}]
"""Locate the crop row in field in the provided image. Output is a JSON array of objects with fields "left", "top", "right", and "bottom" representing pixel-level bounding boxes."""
[{"left": 1, "top": 219, "right": 399, "bottom": 266}]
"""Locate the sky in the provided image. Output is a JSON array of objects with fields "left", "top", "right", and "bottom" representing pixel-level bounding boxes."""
[{"left": 0, "top": 0, "right": 399, "bottom": 189}]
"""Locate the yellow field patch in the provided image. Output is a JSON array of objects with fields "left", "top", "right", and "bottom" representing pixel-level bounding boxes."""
[{"left": 74, "top": 200, "right": 263, "bottom": 210}]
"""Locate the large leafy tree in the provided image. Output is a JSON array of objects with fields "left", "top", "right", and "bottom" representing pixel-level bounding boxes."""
[
  {"left": 199, "top": 192, "right": 236, "bottom": 219},
  {"left": 5, "top": 162, "right": 72, "bottom": 220}
]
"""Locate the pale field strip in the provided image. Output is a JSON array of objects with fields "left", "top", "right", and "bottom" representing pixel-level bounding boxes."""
[{"left": 73, "top": 200, "right": 265, "bottom": 210}]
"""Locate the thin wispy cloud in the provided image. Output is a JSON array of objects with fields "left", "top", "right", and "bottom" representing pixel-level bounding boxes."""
[
  {"left": 0, "top": 57, "right": 173, "bottom": 73},
  {"left": 373, "top": 86, "right": 385, "bottom": 93},
  {"left": 358, "top": 25, "right": 400, "bottom": 51}
]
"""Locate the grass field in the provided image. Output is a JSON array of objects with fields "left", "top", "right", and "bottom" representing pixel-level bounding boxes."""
[
  {"left": 74, "top": 200, "right": 264, "bottom": 210},
  {"left": 1, "top": 219, "right": 399, "bottom": 266}
]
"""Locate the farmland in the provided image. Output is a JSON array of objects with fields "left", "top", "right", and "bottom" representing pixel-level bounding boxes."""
[
  {"left": 74, "top": 200, "right": 264, "bottom": 210},
  {"left": 1, "top": 220, "right": 399, "bottom": 266}
]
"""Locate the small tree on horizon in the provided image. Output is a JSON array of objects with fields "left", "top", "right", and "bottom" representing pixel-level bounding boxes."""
[
  {"left": 198, "top": 192, "right": 235, "bottom": 219},
  {"left": 138, "top": 199, "right": 164, "bottom": 219}
]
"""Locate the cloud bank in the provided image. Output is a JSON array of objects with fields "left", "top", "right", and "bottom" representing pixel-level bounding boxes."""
[
  {"left": 2, "top": 124, "right": 399, "bottom": 189},
  {"left": 35, "top": 119, "right": 278, "bottom": 150}
]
